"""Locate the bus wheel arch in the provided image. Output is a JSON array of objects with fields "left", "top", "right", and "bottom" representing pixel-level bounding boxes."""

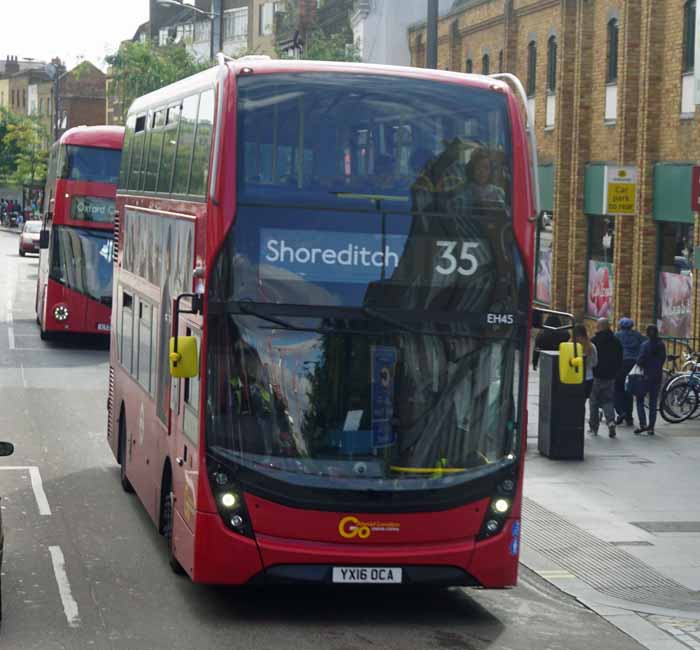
[{"left": 118, "top": 403, "right": 134, "bottom": 493}]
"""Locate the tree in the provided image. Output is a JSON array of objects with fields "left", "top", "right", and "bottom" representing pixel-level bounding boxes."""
[
  {"left": 298, "top": 29, "right": 360, "bottom": 62},
  {"left": 105, "top": 40, "right": 209, "bottom": 117},
  {"left": 275, "top": 0, "right": 360, "bottom": 62},
  {"left": 3, "top": 114, "right": 49, "bottom": 190},
  {"left": 0, "top": 107, "right": 23, "bottom": 184}
]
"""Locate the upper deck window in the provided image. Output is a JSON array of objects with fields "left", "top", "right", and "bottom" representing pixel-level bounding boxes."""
[
  {"left": 60, "top": 145, "right": 121, "bottom": 185},
  {"left": 237, "top": 73, "right": 511, "bottom": 213}
]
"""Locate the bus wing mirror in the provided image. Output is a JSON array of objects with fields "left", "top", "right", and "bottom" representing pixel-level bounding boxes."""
[
  {"left": 559, "top": 342, "right": 584, "bottom": 385},
  {"left": 169, "top": 336, "right": 198, "bottom": 378},
  {"left": 39, "top": 230, "right": 49, "bottom": 249}
]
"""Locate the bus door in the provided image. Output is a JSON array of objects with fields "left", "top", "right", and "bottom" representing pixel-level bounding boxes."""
[{"left": 169, "top": 321, "right": 200, "bottom": 571}]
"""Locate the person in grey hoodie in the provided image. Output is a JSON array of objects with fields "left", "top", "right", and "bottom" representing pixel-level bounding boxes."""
[{"left": 614, "top": 317, "right": 645, "bottom": 426}]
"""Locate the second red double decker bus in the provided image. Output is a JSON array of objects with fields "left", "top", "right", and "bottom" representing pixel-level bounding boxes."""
[
  {"left": 108, "top": 56, "right": 578, "bottom": 588},
  {"left": 37, "top": 125, "right": 124, "bottom": 340}
]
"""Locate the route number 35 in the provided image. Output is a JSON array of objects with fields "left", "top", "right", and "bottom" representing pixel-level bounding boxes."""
[{"left": 435, "top": 241, "right": 479, "bottom": 276}]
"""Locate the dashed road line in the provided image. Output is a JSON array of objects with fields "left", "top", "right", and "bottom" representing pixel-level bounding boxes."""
[
  {"left": 49, "top": 545, "right": 81, "bottom": 628},
  {"left": 0, "top": 465, "right": 52, "bottom": 515}
]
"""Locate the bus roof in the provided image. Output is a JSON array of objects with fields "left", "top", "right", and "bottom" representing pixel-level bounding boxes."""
[
  {"left": 125, "top": 58, "right": 511, "bottom": 119},
  {"left": 60, "top": 125, "right": 124, "bottom": 150},
  {"left": 128, "top": 66, "right": 220, "bottom": 117},
  {"left": 229, "top": 58, "right": 510, "bottom": 94}
]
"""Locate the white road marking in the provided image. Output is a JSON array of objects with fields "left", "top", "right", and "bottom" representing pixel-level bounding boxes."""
[
  {"left": 20, "top": 363, "right": 27, "bottom": 388},
  {"left": 49, "top": 546, "right": 81, "bottom": 628},
  {"left": 7, "top": 326, "right": 15, "bottom": 349},
  {"left": 0, "top": 465, "right": 51, "bottom": 515}
]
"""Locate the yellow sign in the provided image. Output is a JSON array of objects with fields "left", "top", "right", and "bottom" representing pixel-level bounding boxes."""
[
  {"left": 338, "top": 516, "right": 400, "bottom": 540},
  {"left": 605, "top": 165, "right": 638, "bottom": 215},
  {"left": 607, "top": 182, "right": 636, "bottom": 215}
]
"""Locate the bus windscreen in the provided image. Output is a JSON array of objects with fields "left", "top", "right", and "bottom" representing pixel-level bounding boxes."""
[
  {"left": 60, "top": 145, "right": 121, "bottom": 184},
  {"left": 205, "top": 73, "right": 525, "bottom": 501}
]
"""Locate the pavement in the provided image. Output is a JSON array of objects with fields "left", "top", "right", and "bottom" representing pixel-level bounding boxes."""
[{"left": 523, "top": 367, "right": 700, "bottom": 650}]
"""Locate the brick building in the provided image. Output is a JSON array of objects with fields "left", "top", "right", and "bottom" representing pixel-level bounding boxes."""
[
  {"left": 57, "top": 61, "right": 106, "bottom": 137},
  {"left": 409, "top": 0, "right": 700, "bottom": 340}
]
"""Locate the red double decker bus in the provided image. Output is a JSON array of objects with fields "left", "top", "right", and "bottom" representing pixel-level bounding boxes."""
[
  {"left": 37, "top": 126, "right": 123, "bottom": 340},
  {"left": 109, "top": 56, "right": 558, "bottom": 587}
]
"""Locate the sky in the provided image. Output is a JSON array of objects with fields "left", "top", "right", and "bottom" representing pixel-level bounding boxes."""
[{"left": 2, "top": 0, "right": 150, "bottom": 71}]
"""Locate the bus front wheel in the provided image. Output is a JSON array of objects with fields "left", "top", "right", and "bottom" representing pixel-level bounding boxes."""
[
  {"left": 160, "top": 473, "right": 185, "bottom": 576},
  {"left": 118, "top": 410, "right": 134, "bottom": 493}
]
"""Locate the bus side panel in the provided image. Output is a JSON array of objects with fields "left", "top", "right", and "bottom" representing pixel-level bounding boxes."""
[{"left": 192, "top": 512, "right": 263, "bottom": 584}]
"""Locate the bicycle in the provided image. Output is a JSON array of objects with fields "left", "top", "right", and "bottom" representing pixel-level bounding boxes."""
[{"left": 660, "top": 362, "right": 700, "bottom": 423}]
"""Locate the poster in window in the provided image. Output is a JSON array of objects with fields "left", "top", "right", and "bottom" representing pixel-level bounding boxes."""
[
  {"left": 587, "top": 260, "right": 614, "bottom": 318},
  {"left": 658, "top": 271, "right": 692, "bottom": 338}
]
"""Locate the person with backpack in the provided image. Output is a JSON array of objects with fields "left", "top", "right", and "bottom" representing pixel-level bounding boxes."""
[
  {"left": 634, "top": 325, "right": 667, "bottom": 436},
  {"left": 614, "top": 317, "right": 645, "bottom": 426},
  {"left": 590, "top": 318, "right": 623, "bottom": 437}
]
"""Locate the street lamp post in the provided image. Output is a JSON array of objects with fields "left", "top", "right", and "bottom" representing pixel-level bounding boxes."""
[{"left": 156, "top": 0, "right": 221, "bottom": 61}]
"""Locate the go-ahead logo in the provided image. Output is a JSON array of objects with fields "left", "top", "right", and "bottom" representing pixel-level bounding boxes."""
[{"left": 338, "top": 516, "right": 401, "bottom": 539}]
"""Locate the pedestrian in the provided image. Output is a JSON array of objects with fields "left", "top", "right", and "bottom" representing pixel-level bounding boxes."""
[
  {"left": 634, "top": 325, "right": 667, "bottom": 436},
  {"left": 574, "top": 324, "right": 597, "bottom": 407},
  {"left": 590, "top": 317, "right": 623, "bottom": 437},
  {"left": 614, "top": 317, "right": 645, "bottom": 426},
  {"left": 532, "top": 315, "right": 570, "bottom": 371}
]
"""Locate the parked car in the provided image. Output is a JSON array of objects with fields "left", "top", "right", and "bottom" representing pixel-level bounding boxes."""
[
  {"left": 0, "top": 441, "right": 14, "bottom": 622},
  {"left": 18, "top": 221, "right": 42, "bottom": 257}
]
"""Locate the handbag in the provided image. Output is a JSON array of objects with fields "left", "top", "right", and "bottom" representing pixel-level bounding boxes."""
[{"left": 625, "top": 364, "right": 649, "bottom": 397}]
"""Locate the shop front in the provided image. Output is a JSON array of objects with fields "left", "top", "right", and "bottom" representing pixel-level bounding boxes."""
[{"left": 653, "top": 164, "right": 695, "bottom": 339}]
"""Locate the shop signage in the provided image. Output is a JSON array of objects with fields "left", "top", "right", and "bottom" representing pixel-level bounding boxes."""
[
  {"left": 691, "top": 166, "right": 700, "bottom": 211},
  {"left": 604, "top": 166, "right": 637, "bottom": 216}
]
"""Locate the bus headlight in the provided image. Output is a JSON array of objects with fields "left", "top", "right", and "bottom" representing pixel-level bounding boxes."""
[
  {"left": 53, "top": 304, "right": 69, "bottom": 321},
  {"left": 221, "top": 492, "right": 238, "bottom": 508},
  {"left": 208, "top": 460, "right": 255, "bottom": 539},
  {"left": 492, "top": 498, "right": 511, "bottom": 514}
]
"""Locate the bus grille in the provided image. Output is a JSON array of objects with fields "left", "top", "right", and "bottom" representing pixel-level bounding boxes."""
[
  {"left": 107, "top": 366, "right": 115, "bottom": 439},
  {"left": 113, "top": 210, "right": 120, "bottom": 262}
]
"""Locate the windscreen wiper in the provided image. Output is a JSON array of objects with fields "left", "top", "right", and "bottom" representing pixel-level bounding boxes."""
[
  {"left": 235, "top": 301, "right": 308, "bottom": 331},
  {"left": 361, "top": 306, "right": 422, "bottom": 334}
]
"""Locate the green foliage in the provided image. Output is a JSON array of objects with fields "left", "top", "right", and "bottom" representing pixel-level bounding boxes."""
[
  {"left": 105, "top": 40, "right": 209, "bottom": 116},
  {"left": 0, "top": 108, "right": 48, "bottom": 188},
  {"left": 0, "top": 107, "right": 22, "bottom": 183},
  {"left": 301, "top": 29, "right": 360, "bottom": 62}
]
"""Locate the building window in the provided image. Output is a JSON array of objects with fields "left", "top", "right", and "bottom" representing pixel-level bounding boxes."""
[
  {"left": 657, "top": 222, "right": 694, "bottom": 338},
  {"left": 195, "top": 20, "right": 211, "bottom": 43},
  {"left": 11, "top": 89, "right": 15, "bottom": 106},
  {"left": 482, "top": 53, "right": 490, "bottom": 75},
  {"left": 450, "top": 21, "right": 460, "bottom": 70},
  {"left": 527, "top": 40, "right": 537, "bottom": 96},
  {"left": 466, "top": 58, "right": 473, "bottom": 73},
  {"left": 415, "top": 33, "right": 425, "bottom": 67},
  {"left": 586, "top": 215, "right": 615, "bottom": 318},
  {"left": 547, "top": 36, "right": 557, "bottom": 92},
  {"left": 607, "top": 19, "right": 619, "bottom": 83},
  {"left": 535, "top": 211, "right": 554, "bottom": 304},
  {"left": 174, "top": 23, "right": 194, "bottom": 44},
  {"left": 224, "top": 7, "right": 248, "bottom": 42},
  {"left": 159, "top": 27, "right": 169, "bottom": 46},
  {"left": 498, "top": 50, "right": 503, "bottom": 73},
  {"left": 684, "top": 1, "right": 696, "bottom": 72},
  {"left": 260, "top": 2, "right": 274, "bottom": 36}
]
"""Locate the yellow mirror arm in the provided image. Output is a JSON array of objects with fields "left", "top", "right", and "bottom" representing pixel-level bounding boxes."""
[{"left": 170, "top": 351, "right": 182, "bottom": 366}]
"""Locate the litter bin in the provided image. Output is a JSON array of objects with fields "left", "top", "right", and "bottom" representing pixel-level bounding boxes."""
[{"left": 538, "top": 351, "right": 585, "bottom": 460}]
